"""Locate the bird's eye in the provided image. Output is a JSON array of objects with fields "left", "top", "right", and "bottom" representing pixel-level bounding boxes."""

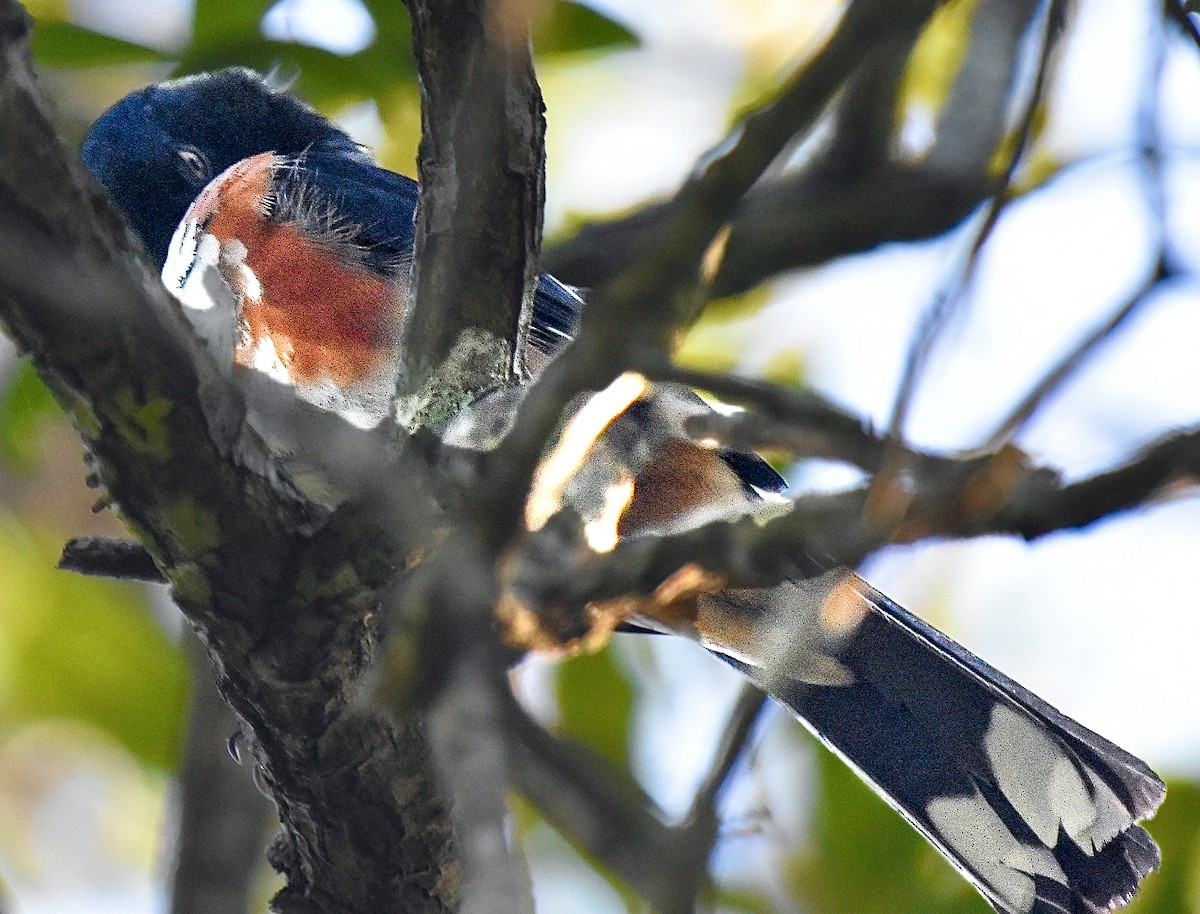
[{"left": 176, "top": 146, "right": 211, "bottom": 183}]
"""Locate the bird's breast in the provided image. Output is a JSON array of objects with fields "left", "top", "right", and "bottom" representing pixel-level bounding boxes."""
[{"left": 171, "top": 152, "right": 405, "bottom": 427}]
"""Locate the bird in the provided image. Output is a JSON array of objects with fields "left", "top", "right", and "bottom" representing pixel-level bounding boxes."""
[{"left": 82, "top": 68, "right": 1164, "bottom": 914}]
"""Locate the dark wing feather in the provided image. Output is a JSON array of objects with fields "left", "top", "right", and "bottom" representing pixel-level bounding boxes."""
[{"left": 712, "top": 575, "right": 1163, "bottom": 914}]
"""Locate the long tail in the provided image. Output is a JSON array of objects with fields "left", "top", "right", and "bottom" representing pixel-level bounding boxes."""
[
  {"left": 509, "top": 378, "right": 1165, "bottom": 912},
  {"left": 698, "top": 572, "right": 1164, "bottom": 914}
]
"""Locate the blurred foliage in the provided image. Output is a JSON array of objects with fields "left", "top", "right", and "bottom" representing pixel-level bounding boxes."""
[
  {"left": 178, "top": 0, "right": 415, "bottom": 109},
  {"left": 556, "top": 643, "right": 634, "bottom": 770},
  {"left": 0, "top": 358, "right": 187, "bottom": 772},
  {"left": 898, "top": 0, "right": 981, "bottom": 119},
  {"left": 533, "top": 1, "right": 636, "bottom": 55},
  {"left": 30, "top": 21, "right": 165, "bottom": 66},
  {"left": 0, "top": 361, "right": 60, "bottom": 473},
  {"left": 28, "top": 0, "right": 636, "bottom": 112},
  {"left": 706, "top": 885, "right": 775, "bottom": 914},
  {"left": 539, "top": 645, "right": 643, "bottom": 910},
  {"left": 0, "top": 511, "right": 187, "bottom": 770},
  {"left": 1127, "top": 779, "right": 1200, "bottom": 914}
]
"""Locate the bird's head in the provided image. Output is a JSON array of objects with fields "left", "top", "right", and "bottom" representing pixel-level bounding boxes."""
[{"left": 81, "top": 67, "right": 363, "bottom": 268}]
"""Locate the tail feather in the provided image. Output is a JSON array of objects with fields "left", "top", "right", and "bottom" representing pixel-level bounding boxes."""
[{"left": 703, "top": 574, "right": 1164, "bottom": 914}]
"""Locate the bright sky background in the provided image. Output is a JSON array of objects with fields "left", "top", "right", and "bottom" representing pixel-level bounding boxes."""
[{"left": 7, "top": 1, "right": 1200, "bottom": 913}]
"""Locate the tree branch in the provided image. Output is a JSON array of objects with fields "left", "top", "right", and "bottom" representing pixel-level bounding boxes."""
[
  {"left": 507, "top": 698, "right": 697, "bottom": 913},
  {"left": 0, "top": 8, "right": 459, "bottom": 913},
  {"left": 887, "top": 0, "right": 1063, "bottom": 442},
  {"left": 511, "top": 424, "right": 1200, "bottom": 613},
  {"left": 544, "top": 0, "right": 1060, "bottom": 305},
  {"left": 59, "top": 535, "right": 165, "bottom": 582},
  {"left": 481, "top": 0, "right": 954, "bottom": 548},
  {"left": 398, "top": 0, "right": 547, "bottom": 431},
  {"left": 381, "top": 2, "right": 555, "bottom": 912}
]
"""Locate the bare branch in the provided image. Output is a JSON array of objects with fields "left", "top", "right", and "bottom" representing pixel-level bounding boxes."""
[
  {"left": 513, "top": 421, "right": 1199, "bottom": 615},
  {"left": 983, "top": 259, "right": 1168, "bottom": 450},
  {"left": 887, "top": 0, "right": 1065, "bottom": 443},
  {"left": 508, "top": 698, "right": 700, "bottom": 913},
  {"left": 982, "top": 0, "right": 1172, "bottom": 449},
  {"left": 398, "top": 0, "right": 546, "bottom": 431},
  {"left": 428, "top": 650, "right": 531, "bottom": 914},
  {"left": 992, "top": 426, "right": 1200, "bottom": 537},
  {"left": 381, "top": 3, "right": 557, "bottom": 911},
  {"left": 685, "top": 686, "right": 768, "bottom": 828},
  {"left": 651, "top": 686, "right": 769, "bottom": 914},
  {"left": 170, "top": 635, "right": 277, "bottom": 914},
  {"left": 544, "top": 0, "right": 951, "bottom": 294},
  {"left": 0, "top": 9, "right": 461, "bottom": 912}
]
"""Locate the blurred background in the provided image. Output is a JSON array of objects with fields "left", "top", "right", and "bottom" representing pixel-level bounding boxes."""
[{"left": 2, "top": 0, "right": 1199, "bottom": 911}]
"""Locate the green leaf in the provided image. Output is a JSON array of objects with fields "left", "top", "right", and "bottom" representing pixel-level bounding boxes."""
[
  {"left": 30, "top": 22, "right": 166, "bottom": 67},
  {"left": 1125, "top": 779, "right": 1200, "bottom": 914},
  {"left": 0, "top": 361, "right": 62, "bottom": 473},
  {"left": 534, "top": 1, "right": 638, "bottom": 55},
  {"left": 191, "top": 0, "right": 272, "bottom": 49},
  {"left": 556, "top": 644, "right": 634, "bottom": 770},
  {"left": 177, "top": 0, "right": 414, "bottom": 109},
  {"left": 706, "top": 885, "right": 775, "bottom": 914},
  {"left": 0, "top": 516, "right": 188, "bottom": 770}
]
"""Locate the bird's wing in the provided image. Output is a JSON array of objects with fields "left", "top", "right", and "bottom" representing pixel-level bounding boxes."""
[
  {"left": 714, "top": 575, "right": 1163, "bottom": 914},
  {"left": 264, "top": 150, "right": 582, "bottom": 368},
  {"left": 505, "top": 372, "right": 1163, "bottom": 914}
]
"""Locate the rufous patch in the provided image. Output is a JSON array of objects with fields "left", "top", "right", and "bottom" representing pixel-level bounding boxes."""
[
  {"left": 194, "top": 153, "right": 401, "bottom": 388},
  {"left": 618, "top": 440, "right": 743, "bottom": 536}
]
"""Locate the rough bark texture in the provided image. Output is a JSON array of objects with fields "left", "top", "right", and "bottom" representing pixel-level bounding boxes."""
[
  {"left": 399, "top": 0, "right": 546, "bottom": 430},
  {"left": 0, "top": 5, "right": 459, "bottom": 912}
]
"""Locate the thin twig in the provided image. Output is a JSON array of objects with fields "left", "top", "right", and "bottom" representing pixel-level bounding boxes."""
[
  {"left": 887, "top": 0, "right": 1066, "bottom": 442},
  {"left": 981, "top": 0, "right": 1172, "bottom": 449},
  {"left": 981, "top": 260, "right": 1168, "bottom": 450},
  {"left": 507, "top": 698, "right": 693, "bottom": 914},
  {"left": 686, "top": 685, "right": 768, "bottom": 828},
  {"left": 651, "top": 687, "right": 769, "bottom": 913},
  {"left": 59, "top": 536, "right": 165, "bottom": 582}
]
